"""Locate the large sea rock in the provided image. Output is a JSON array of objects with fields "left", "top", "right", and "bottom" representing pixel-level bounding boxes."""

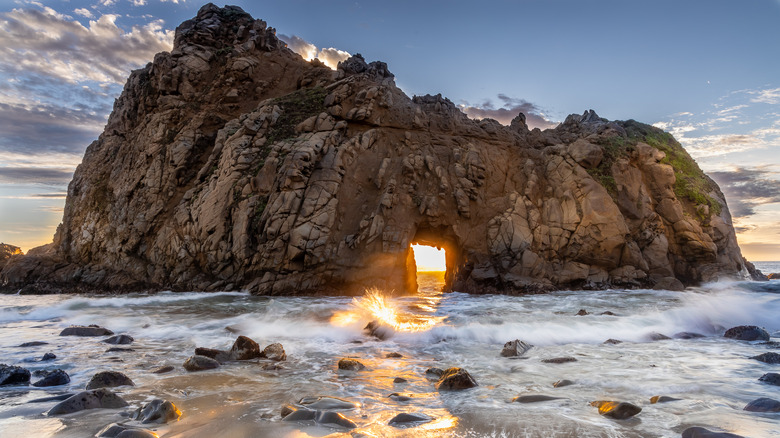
[{"left": 0, "top": 4, "right": 760, "bottom": 295}]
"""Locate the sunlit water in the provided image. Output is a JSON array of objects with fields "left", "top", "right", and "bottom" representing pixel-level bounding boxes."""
[{"left": 1, "top": 268, "right": 779, "bottom": 438}]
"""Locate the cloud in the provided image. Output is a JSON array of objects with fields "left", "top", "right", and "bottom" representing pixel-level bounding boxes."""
[
  {"left": 709, "top": 167, "right": 780, "bottom": 218},
  {"left": 0, "top": 6, "right": 174, "bottom": 84},
  {"left": 278, "top": 34, "right": 350, "bottom": 69},
  {"left": 750, "top": 87, "right": 780, "bottom": 104},
  {"left": 0, "top": 167, "right": 74, "bottom": 185},
  {"left": 74, "top": 8, "right": 94, "bottom": 18},
  {"left": 459, "top": 94, "right": 557, "bottom": 130}
]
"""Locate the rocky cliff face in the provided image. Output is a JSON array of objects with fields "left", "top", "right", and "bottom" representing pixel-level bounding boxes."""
[{"left": 1, "top": 4, "right": 759, "bottom": 295}]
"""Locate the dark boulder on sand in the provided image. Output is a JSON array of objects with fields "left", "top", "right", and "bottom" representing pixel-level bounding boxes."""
[
  {"left": 743, "top": 397, "right": 780, "bottom": 412},
  {"left": 590, "top": 401, "right": 642, "bottom": 419},
  {"left": 48, "top": 388, "right": 129, "bottom": 415},
  {"left": 751, "top": 352, "right": 780, "bottom": 364},
  {"left": 229, "top": 335, "right": 262, "bottom": 360},
  {"left": 338, "top": 358, "right": 366, "bottom": 371},
  {"left": 500, "top": 339, "right": 532, "bottom": 357},
  {"left": 723, "top": 325, "right": 770, "bottom": 341},
  {"left": 681, "top": 426, "right": 745, "bottom": 438},
  {"left": 86, "top": 371, "right": 135, "bottom": 389},
  {"left": 132, "top": 399, "right": 182, "bottom": 424},
  {"left": 59, "top": 325, "right": 114, "bottom": 336},
  {"left": 435, "top": 367, "right": 478, "bottom": 390},
  {"left": 0, "top": 364, "right": 30, "bottom": 386},
  {"left": 104, "top": 335, "right": 134, "bottom": 345},
  {"left": 183, "top": 355, "right": 220, "bottom": 371},
  {"left": 759, "top": 372, "right": 780, "bottom": 386},
  {"left": 32, "top": 369, "right": 70, "bottom": 387}
]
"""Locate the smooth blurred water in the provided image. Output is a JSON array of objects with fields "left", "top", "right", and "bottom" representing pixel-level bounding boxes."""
[{"left": 1, "top": 276, "right": 778, "bottom": 438}]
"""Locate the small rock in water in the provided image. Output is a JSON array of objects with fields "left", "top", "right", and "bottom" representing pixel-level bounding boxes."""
[
  {"left": 758, "top": 373, "right": 780, "bottom": 386},
  {"left": 151, "top": 365, "right": 174, "bottom": 374},
  {"left": 194, "top": 347, "right": 230, "bottom": 363},
  {"left": 17, "top": 341, "right": 48, "bottom": 347},
  {"left": 751, "top": 352, "right": 780, "bottom": 364},
  {"left": 132, "top": 399, "right": 182, "bottom": 424},
  {"left": 386, "top": 352, "right": 403, "bottom": 358},
  {"left": 0, "top": 364, "right": 31, "bottom": 386},
  {"left": 649, "top": 395, "right": 680, "bottom": 403},
  {"left": 600, "top": 311, "right": 616, "bottom": 316},
  {"left": 723, "top": 325, "right": 770, "bottom": 341},
  {"left": 97, "top": 423, "right": 159, "bottom": 438},
  {"left": 743, "top": 397, "right": 780, "bottom": 412},
  {"left": 603, "top": 339, "right": 622, "bottom": 345},
  {"left": 40, "top": 352, "right": 56, "bottom": 361},
  {"left": 500, "top": 339, "right": 533, "bottom": 357},
  {"left": 646, "top": 332, "right": 671, "bottom": 341},
  {"left": 388, "top": 392, "right": 413, "bottom": 402},
  {"left": 575, "top": 309, "right": 589, "bottom": 316},
  {"left": 674, "top": 332, "right": 705, "bottom": 339},
  {"left": 298, "top": 396, "right": 359, "bottom": 410},
  {"left": 262, "top": 362, "right": 283, "bottom": 371},
  {"left": 282, "top": 407, "right": 316, "bottom": 422},
  {"left": 393, "top": 377, "right": 408, "bottom": 383},
  {"left": 364, "top": 320, "right": 392, "bottom": 340},
  {"left": 183, "top": 355, "right": 220, "bottom": 371},
  {"left": 48, "top": 388, "right": 129, "bottom": 415},
  {"left": 553, "top": 379, "right": 574, "bottom": 388},
  {"left": 314, "top": 411, "right": 357, "bottom": 429},
  {"left": 59, "top": 325, "right": 114, "bottom": 337},
  {"left": 435, "top": 367, "right": 478, "bottom": 391},
  {"left": 590, "top": 400, "right": 642, "bottom": 419},
  {"left": 86, "top": 371, "right": 135, "bottom": 389},
  {"left": 115, "top": 430, "right": 159, "bottom": 438},
  {"left": 681, "top": 426, "right": 745, "bottom": 438},
  {"left": 512, "top": 394, "right": 563, "bottom": 403},
  {"left": 338, "top": 358, "right": 366, "bottom": 371},
  {"left": 425, "top": 367, "right": 445, "bottom": 378},
  {"left": 106, "top": 347, "right": 134, "bottom": 353},
  {"left": 280, "top": 404, "right": 296, "bottom": 418},
  {"left": 388, "top": 412, "right": 433, "bottom": 426},
  {"left": 262, "top": 343, "right": 287, "bottom": 361},
  {"left": 542, "top": 357, "right": 577, "bottom": 364},
  {"left": 229, "top": 335, "right": 262, "bottom": 360},
  {"left": 32, "top": 369, "right": 70, "bottom": 387},
  {"left": 28, "top": 393, "right": 74, "bottom": 403},
  {"left": 103, "top": 335, "right": 134, "bottom": 345}
]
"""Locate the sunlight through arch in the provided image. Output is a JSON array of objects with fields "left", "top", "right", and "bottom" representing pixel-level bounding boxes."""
[{"left": 411, "top": 244, "right": 446, "bottom": 272}]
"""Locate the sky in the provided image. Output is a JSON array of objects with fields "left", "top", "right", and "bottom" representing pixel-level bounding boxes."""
[{"left": 1, "top": 0, "right": 779, "bottom": 261}]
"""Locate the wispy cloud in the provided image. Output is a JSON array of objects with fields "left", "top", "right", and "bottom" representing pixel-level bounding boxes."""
[
  {"left": 459, "top": 94, "right": 557, "bottom": 130},
  {"left": 709, "top": 167, "right": 780, "bottom": 218},
  {"left": 0, "top": 5, "right": 173, "bottom": 84},
  {"left": 750, "top": 87, "right": 780, "bottom": 104},
  {"left": 278, "top": 33, "right": 350, "bottom": 70},
  {"left": 0, "top": 167, "right": 74, "bottom": 185}
]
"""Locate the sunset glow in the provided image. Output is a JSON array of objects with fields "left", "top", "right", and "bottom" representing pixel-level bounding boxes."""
[{"left": 412, "top": 244, "right": 446, "bottom": 272}]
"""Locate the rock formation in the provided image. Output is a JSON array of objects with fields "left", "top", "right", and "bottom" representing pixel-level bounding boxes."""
[{"left": 0, "top": 4, "right": 760, "bottom": 295}]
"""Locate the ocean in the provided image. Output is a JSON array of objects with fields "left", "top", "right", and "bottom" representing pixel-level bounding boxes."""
[{"left": 1, "top": 270, "right": 778, "bottom": 437}]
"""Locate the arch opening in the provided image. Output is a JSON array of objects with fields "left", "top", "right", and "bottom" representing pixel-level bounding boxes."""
[{"left": 405, "top": 226, "right": 462, "bottom": 293}]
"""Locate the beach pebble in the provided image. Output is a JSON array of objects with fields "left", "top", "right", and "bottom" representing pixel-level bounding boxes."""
[
  {"left": 103, "top": 335, "right": 134, "bottom": 345},
  {"left": 393, "top": 377, "right": 408, "bottom": 383},
  {"left": 59, "top": 325, "right": 114, "bottom": 337},
  {"left": 183, "top": 355, "right": 220, "bottom": 371},
  {"left": 542, "top": 357, "right": 578, "bottom": 364},
  {"left": 282, "top": 407, "right": 316, "bottom": 421},
  {"left": 48, "top": 388, "right": 128, "bottom": 415},
  {"left": 151, "top": 365, "right": 174, "bottom": 374},
  {"left": 106, "top": 347, "right": 134, "bottom": 353},
  {"left": 229, "top": 335, "right": 262, "bottom": 360},
  {"left": 86, "top": 371, "right": 135, "bottom": 389},
  {"left": 603, "top": 339, "right": 622, "bottom": 344},
  {"left": 723, "top": 325, "right": 770, "bottom": 341},
  {"left": 758, "top": 372, "right": 780, "bottom": 386},
  {"left": 32, "top": 369, "right": 70, "bottom": 387},
  {"left": 17, "top": 341, "right": 48, "bottom": 347},
  {"left": 388, "top": 412, "right": 433, "bottom": 426},
  {"left": 501, "top": 339, "right": 532, "bottom": 357},
  {"left": 650, "top": 395, "right": 681, "bottom": 403},
  {"left": 743, "top": 397, "right": 780, "bottom": 412},
  {"left": 388, "top": 392, "right": 413, "bottom": 402},
  {"left": 575, "top": 309, "right": 589, "bottom": 316},
  {"left": 0, "top": 364, "right": 30, "bottom": 386},
  {"left": 553, "top": 379, "right": 574, "bottom": 388},
  {"left": 681, "top": 426, "right": 745, "bottom": 438},
  {"left": 315, "top": 411, "right": 357, "bottom": 429},
  {"left": 132, "top": 399, "right": 182, "bottom": 424},
  {"left": 435, "top": 367, "right": 477, "bottom": 390},
  {"left": 590, "top": 401, "right": 642, "bottom": 419},
  {"left": 298, "top": 395, "right": 359, "bottom": 410},
  {"left": 751, "top": 352, "right": 780, "bottom": 364},
  {"left": 194, "top": 347, "right": 230, "bottom": 362},
  {"left": 512, "top": 394, "right": 563, "bottom": 403},
  {"left": 41, "top": 352, "right": 56, "bottom": 361},
  {"left": 338, "top": 358, "right": 366, "bottom": 371},
  {"left": 262, "top": 343, "right": 286, "bottom": 361},
  {"left": 425, "top": 367, "right": 444, "bottom": 378}
]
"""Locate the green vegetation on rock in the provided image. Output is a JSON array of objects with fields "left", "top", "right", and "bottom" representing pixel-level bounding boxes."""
[{"left": 266, "top": 87, "right": 327, "bottom": 145}]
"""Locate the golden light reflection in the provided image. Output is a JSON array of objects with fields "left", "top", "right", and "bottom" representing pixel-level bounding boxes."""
[
  {"left": 419, "top": 415, "right": 458, "bottom": 431},
  {"left": 412, "top": 244, "right": 446, "bottom": 272},
  {"left": 330, "top": 288, "right": 444, "bottom": 333}
]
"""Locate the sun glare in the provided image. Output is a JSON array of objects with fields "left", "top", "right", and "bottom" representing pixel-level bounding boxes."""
[{"left": 411, "top": 244, "right": 446, "bottom": 272}]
